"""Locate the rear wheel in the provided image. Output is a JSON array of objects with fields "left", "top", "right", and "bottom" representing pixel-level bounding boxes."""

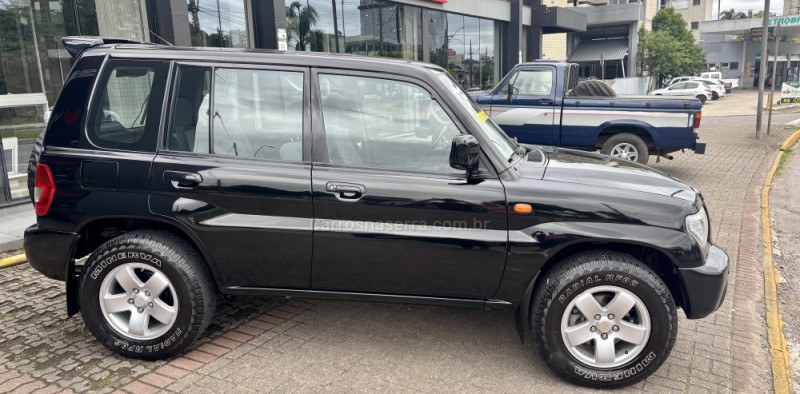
[
  {"left": 530, "top": 251, "right": 677, "bottom": 388},
  {"left": 600, "top": 133, "right": 649, "bottom": 164},
  {"left": 711, "top": 91, "right": 719, "bottom": 100},
  {"left": 696, "top": 95, "right": 707, "bottom": 104},
  {"left": 79, "top": 230, "right": 216, "bottom": 359}
]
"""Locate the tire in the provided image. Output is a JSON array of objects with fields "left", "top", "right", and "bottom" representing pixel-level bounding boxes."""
[
  {"left": 695, "top": 95, "right": 706, "bottom": 104},
  {"left": 79, "top": 230, "right": 216, "bottom": 360},
  {"left": 711, "top": 91, "right": 719, "bottom": 100},
  {"left": 27, "top": 129, "right": 46, "bottom": 204},
  {"left": 600, "top": 133, "right": 649, "bottom": 164},
  {"left": 530, "top": 251, "right": 677, "bottom": 388}
]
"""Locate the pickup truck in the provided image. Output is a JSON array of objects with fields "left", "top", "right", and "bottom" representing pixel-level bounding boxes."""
[
  {"left": 474, "top": 62, "right": 705, "bottom": 164},
  {"left": 699, "top": 71, "right": 739, "bottom": 90}
]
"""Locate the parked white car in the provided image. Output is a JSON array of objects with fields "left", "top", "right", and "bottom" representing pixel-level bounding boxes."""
[
  {"left": 700, "top": 71, "right": 739, "bottom": 90},
  {"left": 650, "top": 81, "right": 713, "bottom": 104},
  {"left": 692, "top": 78, "right": 726, "bottom": 100}
]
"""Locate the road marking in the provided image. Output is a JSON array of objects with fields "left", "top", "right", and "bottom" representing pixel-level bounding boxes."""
[
  {"left": 0, "top": 253, "right": 27, "bottom": 269},
  {"left": 763, "top": 128, "right": 800, "bottom": 394}
]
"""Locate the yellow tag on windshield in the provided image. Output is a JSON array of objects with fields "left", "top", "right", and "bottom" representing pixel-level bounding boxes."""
[{"left": 476, "top": 111, "right": 490, "bottom": 123}]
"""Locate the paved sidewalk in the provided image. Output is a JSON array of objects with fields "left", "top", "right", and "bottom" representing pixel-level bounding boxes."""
[
  {"left": 0, "top": 203, "right": 35, "bottom": 253},
  {"left": 0, "top": 114, "right": 796, "bottom": 393}
]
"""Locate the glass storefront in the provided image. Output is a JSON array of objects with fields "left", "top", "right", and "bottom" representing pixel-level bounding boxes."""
[
  {"left": 285, "top": 0, "right": 497, "bottom": 89},
  {"left": 0, "top": 0, "right": 148, "bottom": 204},
  {"left": 429, "top": 10, "right": 496, "bottom": 90},
  {"left": 188, "top": 0, "right": 249, "bottom": 48}
]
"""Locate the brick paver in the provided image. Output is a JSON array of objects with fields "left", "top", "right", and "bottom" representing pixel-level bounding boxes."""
[{"left": 0, "top": 114, "right": 794, "bottom": 392}]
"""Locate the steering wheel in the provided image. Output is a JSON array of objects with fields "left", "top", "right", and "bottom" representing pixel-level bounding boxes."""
[{"left": 417, "top": 103, "right": 454, "bottom": 161}]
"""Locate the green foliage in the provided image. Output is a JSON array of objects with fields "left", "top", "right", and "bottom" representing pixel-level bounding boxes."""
[
  {"left": 286, "top": 1, "right": 319, "bottom": 51},
  {"left": 719, "top": 9, "right": 747, "bottom": 20},
  {"left": 639, "top": 8, "right": 706, "bottom": 86}
]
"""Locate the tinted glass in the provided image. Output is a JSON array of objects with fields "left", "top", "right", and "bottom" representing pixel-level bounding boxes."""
[
  {"left": 319, "top": 74, "right": 460, "bottom": 173},
  {"left": 87, "top": 60, "right": 168, "bottom": 152},
  {"left": 169, "top": 66, "right": 211, "bottom": 153},
  {"left": 686, "top": 82, "right": 699, "bottom": 89},
  {"left": 207, "top": 68, "right": 303, "bottom": 160}
]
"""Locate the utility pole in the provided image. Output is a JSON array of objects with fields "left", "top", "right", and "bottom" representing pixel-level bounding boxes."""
[
  {"left": 767, "top": 23, "right": 781, "bottom": 136},
  {"left": 332, "top": 0, "right": 339, "bottom": 53},
  {"left": 755, "top": 0, "right": 770, "bottom": 138}
]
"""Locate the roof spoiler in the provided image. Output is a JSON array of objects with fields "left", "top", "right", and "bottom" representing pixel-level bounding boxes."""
[{"left": 61, "top": 36, "right": 151, "bottom": 59}]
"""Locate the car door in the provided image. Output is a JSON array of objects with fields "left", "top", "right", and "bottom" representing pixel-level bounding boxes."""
[
  {"left": 483, "top": 66, "right": 558, "bottom": 145},
  {"left": 684, "top": 82, "right": 700, "bottom": 97},
  {"left": 309, "top": 70, "right": 508, "bottom": 299},
  {"left": 149, "top": 63, "right": 313, "bottom": 289},
  {"left": 665, "top": 82, "right": 685, "bottom": 96}
]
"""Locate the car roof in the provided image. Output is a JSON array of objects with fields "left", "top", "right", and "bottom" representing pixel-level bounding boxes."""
[{"left": 86, "top": 44, "right": 447, "bottom": 79}]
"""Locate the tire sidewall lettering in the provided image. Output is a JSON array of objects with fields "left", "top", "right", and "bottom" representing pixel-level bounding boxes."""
[
  {"left": 557, "top": 274, "right": 639, "bottom": 304},
  {"left": 573, "top": 351, "right": 657, "bottom": 381},
  {"left": 90, "top": 251, "right": 162, "bottom": 280}
]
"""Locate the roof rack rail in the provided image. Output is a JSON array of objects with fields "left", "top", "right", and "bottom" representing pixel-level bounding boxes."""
[{"left": 61, "top": 36, "right": 153, "bottom": 59}]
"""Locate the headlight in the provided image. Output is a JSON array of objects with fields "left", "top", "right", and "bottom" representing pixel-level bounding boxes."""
[{"left": 685, "top": 206, "right": 709, "bottom": 249}]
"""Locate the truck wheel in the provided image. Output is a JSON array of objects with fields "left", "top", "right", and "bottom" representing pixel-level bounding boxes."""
[
  {"left": 695, "top": 95, "right": 707, "bottom": 104},
  {"left": 530, "top": 251, "right": 677, "bottom": 388},
  {"left": 79, "top": 230, "right": 216, "bottom": 360},
  {"left": 601, "top": 133, "right": 649, "bottom": 164}
]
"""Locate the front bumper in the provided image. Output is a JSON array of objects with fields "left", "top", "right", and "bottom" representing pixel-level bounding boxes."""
[
  {"left": 23, "top": 225, "right": 78, "bottom": 281},
  {"left": 679, "top": 245, "right": 729, "bottom": 319}
]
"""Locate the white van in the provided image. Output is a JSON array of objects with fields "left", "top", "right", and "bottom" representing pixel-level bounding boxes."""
[{"left": 700, "top": 72, "right": 739, "bottom": 89}]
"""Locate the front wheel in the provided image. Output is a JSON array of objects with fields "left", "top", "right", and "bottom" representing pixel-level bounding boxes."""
[
  {"left": 79, "top": 230, "right": 216, "bottom": 359},
  {"left": 530, "top": 251, "right": 677, "bottom": 388},
  {"left": 600, "top": 133, "right": 649, "bottom": 164}
]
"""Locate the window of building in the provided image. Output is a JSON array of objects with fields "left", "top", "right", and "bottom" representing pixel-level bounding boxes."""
[
  {"left": 318, "top": 74, "right": 460, "bottom": 173},
  {"left": 693, "top": 0, "right": 701, "bottom": 5},
  {"left": 188, "top": 0, "right": 250, "bottom": 48},
  {"left": 729, "top": 62, "right": 739, "bottom": 70},
  {"left": 691, "top": 22, "right": 699, "bottom": 30},
  {"left": 206, "top": 68, "right": 304, "bottom": 160},
  {"left": 429, "top": 11, "right": 497, "bottom": 90},
  {"left": 88, "top": 60, "right": 169, "bottom": 152}
]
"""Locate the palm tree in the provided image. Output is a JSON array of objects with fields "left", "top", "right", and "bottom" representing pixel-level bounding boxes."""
[
  {"left": 286, "top": 1, "right": 319, "bottom": 51},
  {"left": 719, "top": 8, "right": 747, "bottom": 20}
]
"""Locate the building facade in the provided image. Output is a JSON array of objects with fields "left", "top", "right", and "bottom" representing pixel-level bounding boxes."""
[
  {"left": 0, "top": 0, "right": 586, "bottom": 205},
  {"left": 660, "top": 0, "right": 713, "bottom": 39}
]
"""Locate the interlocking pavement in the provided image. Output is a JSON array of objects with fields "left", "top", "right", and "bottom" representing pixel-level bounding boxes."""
[{"left": 0, "top": 112, "right": 796, "bottom": 393}]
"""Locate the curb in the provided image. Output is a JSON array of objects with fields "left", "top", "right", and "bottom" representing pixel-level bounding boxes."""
[
  {"left": 0, "top": 253, "right": 27, "bottom": 269},
  {"left": 762, "top": 128, "right": 800, "bottom": 394}
]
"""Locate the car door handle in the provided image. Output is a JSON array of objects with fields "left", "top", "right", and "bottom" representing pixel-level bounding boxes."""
[
  {"left": 540, "top": 98, "right": 553, "bottom": 105},
  {"left": 164, "top": 171, "right": 202, "bottom": 188},
  {"left": 325, "top": 182, "right": 366, "bottom": 201}
]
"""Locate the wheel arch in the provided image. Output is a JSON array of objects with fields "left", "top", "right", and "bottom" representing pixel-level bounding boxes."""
[
  {"left": 67, "top": 216, "right": 220, "bottom": 316},
  {"left": 596, "top": 122, "right": 657, "bottom": 150},
  {"left": 515, "top": 240, "right": 687, "bottom": 342}
]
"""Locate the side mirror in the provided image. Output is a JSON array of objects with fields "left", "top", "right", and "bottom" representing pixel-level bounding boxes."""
[
  {"left": 450, "top": 134, "right": 480, "bottom": 173},
  {"left": 506, "top": 85, "right": 516, "bottom": 103}
]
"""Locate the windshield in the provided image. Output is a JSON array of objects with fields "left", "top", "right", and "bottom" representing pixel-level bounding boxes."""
[{"left": 435, "top": 72, "right": 517, "bottom": 163}]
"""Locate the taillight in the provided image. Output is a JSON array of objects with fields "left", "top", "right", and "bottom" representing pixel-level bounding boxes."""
[
  {"left": 34, "top": 163, "right": 55, "bottom": 216},
  {"left": 693, "top": 112, "right": 702, "bottom": 129}
]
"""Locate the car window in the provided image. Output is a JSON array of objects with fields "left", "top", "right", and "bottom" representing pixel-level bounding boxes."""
[
  {"left": 686, "top": 82, "right": 699, "bottom": 89},
  {"left": 318, "top": 74, "right": 461, "bottom": 173},
  {"left": 671, "top": 83, "right": 685, "bottom": 90},
  {"left": 203, "top": 68, "right": 304, "bottom": 160},
  {"left": 168, "top": 66, "right": 211, "bottom": 153},
  {"left": 87, "top": 60, "right": 169, "bottom": 152},
  {"left": 501, "top": 69, "right": 553, "bottom": 96}
]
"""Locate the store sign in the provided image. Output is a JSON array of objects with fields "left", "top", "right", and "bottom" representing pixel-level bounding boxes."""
[
  {"left": 750, "top": 27, "right": 775, "bottom": 38},
  {"left": 768, "top": 14, "right": 800, "bottom": 27},
  {"left": 780, "top": 82, "right": 800, "bottom": 104}
]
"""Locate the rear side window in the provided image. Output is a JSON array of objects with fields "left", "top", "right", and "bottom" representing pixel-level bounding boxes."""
[
  {"left": 87, "top": 60, "right": 169, "bottom": 152},
  {"left": 686, "top": 82, "right": 699, "bottom": 89}
]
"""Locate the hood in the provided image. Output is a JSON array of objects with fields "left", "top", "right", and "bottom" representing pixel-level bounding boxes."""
[{"left": 528, "top": 147, "right": 696, "bottom": 201}]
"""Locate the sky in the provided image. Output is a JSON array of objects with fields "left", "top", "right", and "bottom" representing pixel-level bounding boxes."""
[{"left": 712, "top": 0, "right": 786, "bottom": 17}]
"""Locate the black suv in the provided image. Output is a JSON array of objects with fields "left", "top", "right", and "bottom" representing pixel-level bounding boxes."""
[{"left": 24, "top": 37, "right": 728, "bottom": 388}]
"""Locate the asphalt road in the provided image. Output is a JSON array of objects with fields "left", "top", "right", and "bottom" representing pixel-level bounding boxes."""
[{"left": 770, "top": 135, "right": 800, "bottom": 391}]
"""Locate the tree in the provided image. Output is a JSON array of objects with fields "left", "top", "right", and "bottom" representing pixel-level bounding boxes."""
[
  {"left": 639, "top": 8, "right": 705, "bottom": 87},
  {"left": 286, "top": 1, "right": 319, "bottom": 51},
  {"left": 719, "top": 8, "right": 747, "bottom": 20}
]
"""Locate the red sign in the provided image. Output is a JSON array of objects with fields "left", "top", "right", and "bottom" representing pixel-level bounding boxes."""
[{"left": 431, "top": 0, "right": 447, "bottom": 3}]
